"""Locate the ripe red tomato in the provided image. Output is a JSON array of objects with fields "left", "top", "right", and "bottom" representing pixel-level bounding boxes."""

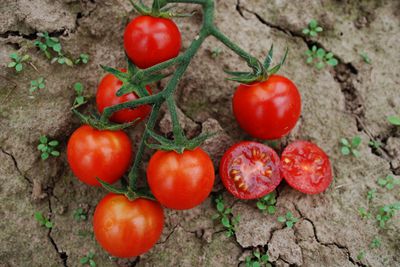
[
  {"left": 281, "top": 141, "right": 332, "bottom": 194},
  {"left": 93, "top": 194, "right": 164, "bottom": 258},
  {"left": 219, "top": 141, "right": 282, "bottom": 199},
  {"left": 146, "top": 148, "right": 215, "bottom": 210},
  {"left": 124, "top": 15, "right": 181, "bottom": 69},
  {"left": 233, "top": 75, "right": 301, "bottom": 140},
  {"left": 67, "top": 125, "right": 132, "bottom": 186},
  {"left": 96, "top": 69, "right": 152, "bottom": 124}
]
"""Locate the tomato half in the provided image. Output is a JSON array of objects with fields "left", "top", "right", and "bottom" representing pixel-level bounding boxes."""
[
  {"left": 233, "top": 75, "right": 301, "bottom": 140},
  {"left": 93, "top": 194, "right": 164, "bottom": 258},
  {"left": 67, "top": 125, "right": 132, "bottom": 186},
  {"left": 124, "top": 15, "right": 181, "bottom": 69},
  {"left": 281, "top": 141, "right": 333, "bottom": 194},
  {"left": 219, "top": 141, "right": 282, "bottom": 199},
  {"left": 146, "top": 148, "right": 215, "bottom": 210},
  {"left": 96, "top": 69, "right": 152, "bottom": 124}
]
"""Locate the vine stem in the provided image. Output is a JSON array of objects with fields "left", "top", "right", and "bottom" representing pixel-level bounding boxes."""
[{"left": 100, "top": 0, "right": 264, "bottom": 193}]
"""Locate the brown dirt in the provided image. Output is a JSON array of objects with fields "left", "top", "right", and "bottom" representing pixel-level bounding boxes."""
[{"left": 1, "top": 0, "right": 399, "bottom": 266}]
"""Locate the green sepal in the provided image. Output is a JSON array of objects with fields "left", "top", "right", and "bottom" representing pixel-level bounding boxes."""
[
  {"left": 72, "top": 109, "right": 140, "bottom": 131},
  {"left": 100, "top": 65, "right": 129, "bottom": 81},
  {"left": 263, "top": 44, "right": 273, "bottom": 69},
  {"left": 268, "top": 47, "right": 288, "bottom": 75},
  {"left": 96, "top": 177, "right": 128, "bottom": 195}
]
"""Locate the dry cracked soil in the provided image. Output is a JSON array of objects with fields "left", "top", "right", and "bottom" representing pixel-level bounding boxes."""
[{"left": 0, "top": 0, "right": 399, "bottom": 266}]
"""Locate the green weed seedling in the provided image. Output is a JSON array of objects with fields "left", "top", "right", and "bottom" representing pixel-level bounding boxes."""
[
  {"left": 211, "top": 47, "right": 222, "bottom": 58},
  {"left": 256, "top": 192, "right": 277, "bottom": 215},
  {"left": 72, "top": 82, "right": 87, "bottom": 109},
  {"left": 368, "top": 140, "right": 381, "bottom": 149},
  {"left": 245, "top": 250, "right": 272, "bottom": 267},
  {"left": 376, "top": 203, "right": 400, "bottom": 228},
  {"left": 358, "top": 207, "right": 372, "bottom": 219},
  {"left": 277, "top": 211, "right": 298, "bottom": 228},
  {"left": 30, "top": 77, "right": 46, "bottom": 93},
  {"left": 8, "top": 53, "right": 30, "bottom": 73},
  {"left": 34, "top": 32, "right": 74, "bottom": 66},
  {"left": 357, "top": 250, "right": 365, "bottom": 261},
  {"left": 370, "top": 237, "right": 381, "bottom": 249},
  {"left": 75, "top": 53, "right": 90, "bottom": 65},
  {"left": 340, "top": 136, "right": 362, "bottom": 157},
  {"left": 80, "top": 252, "right": 96, "bottom": 267},
  {"left": 377, "top": 175, "right": 400, "bottom": 190},
  {"left": 74, "top": 208, "right": 88, "bottom": 222},
  {"left": 37, "top": 135, "right": 60, "bottom": 160},
  {"left": 367, "top": 189, "right": 376, "bottom": 202},
  {"left": 212, "top": 195, "right": 240, "bottom": 237},
  {"left": 34, "top": 211, "right": 53, "bottom": 229},
  {"left": 387, "top": 115, "right": 400, "bottom": 126},
  {"left": 302, "top": 19, "right": 323, "bottom": 37},
  {"left": 305, "top": 45, "right": 338, "bottom": 70},
  {"left": 360, "top": 52, "right": 371, "bottom": 64}
]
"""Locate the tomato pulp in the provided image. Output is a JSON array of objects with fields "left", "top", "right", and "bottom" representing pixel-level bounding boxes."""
[
  {"left": 93, "top": 194, "right": 164, "bottom": 258},
  {"left": 124, "top": 15, "right": 182, "bottom": 69},
  {"left": 219, "top": 141, "right": 282, "bottom": 199},
  {"left": 67, "top": 125, "right": 132, "bottom": 186},
  {"left": 281, "top": 141, "right": 333, "bottom": 194},
  {"left": 233, "top": 75, "right": 301, "bottom": 140},
  {"left": 96, "top": 70, "right": 152, "bottom": 124},
  {"left": 147, "top": 148, "right": 215, "bottom": 210}
]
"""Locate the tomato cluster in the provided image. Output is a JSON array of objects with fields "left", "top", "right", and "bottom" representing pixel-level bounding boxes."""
[{"left": 65, "top": 7, "right": 333, "bottom": 260}]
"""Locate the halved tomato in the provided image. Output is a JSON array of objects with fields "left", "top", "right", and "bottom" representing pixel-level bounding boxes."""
[
  {"left": 281, "top": 141, "right": 332, "bottom": 194},
  {"left": 219, "top": 141, "right": 282, "bottom": 199}
]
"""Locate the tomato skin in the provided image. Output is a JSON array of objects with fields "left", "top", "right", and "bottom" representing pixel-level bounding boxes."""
[
  {"left": 233, "top": 75, "right": 301, "bottom": 140},
  {"left": 67, "top": 125, "right": 132, "bottom": 186},
  {"left": 124, "top": 16, "right": 181, "bottom": 69},
  {"left": 220, "top": 141, "right": 282, "bottom": 199},
  {"left": 281, "top": 141, "right": 333, "bottom": 194},
  {"left": 147, "top": 148, "right": 215, "bottom": 210},
  {"left": 96, "top": 69, "right": 152, "bottom": 124},
  {"left": 93, "top": 194, "right": 164, "bottom": 258}
]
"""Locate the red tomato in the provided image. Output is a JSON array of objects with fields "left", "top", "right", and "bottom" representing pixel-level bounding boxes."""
[
  {"left": 219, "top": 142, "right": 282, "bottom": 199},
  {"left": 233, "top": 75, "right": 301, "bottom": 140},
  {"left": 124, "top": 15, "right": 181, "bottom": 69},
  {"left": 67, "top": 125, "right": 132, "bottom": 186},
  {"left": 281, "top": 141, "right": 332, "bottom": 194},
  {"left": 96, "top": 69, "right": 152, "bottom": 124},
  {"left": 93, "top": 194, "right": 164, "bottom": 258},
  {"left": 147, "top": 148, "right": 215, "bottom": 210},
  {"left": 219, "top": 141, "right": 282, "bottom": 199}
]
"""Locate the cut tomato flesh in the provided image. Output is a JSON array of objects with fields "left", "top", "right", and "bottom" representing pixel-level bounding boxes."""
[
  {"left": 281, "top": 141, "right": 332, "bottom": 194},
  {"left": 220, "top": 141, "right": 282, "bottom": 199}
]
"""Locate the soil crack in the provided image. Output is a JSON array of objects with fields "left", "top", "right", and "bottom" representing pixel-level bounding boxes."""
[{"left": 0, "top": 147, "right": 32, "bottom": 185}]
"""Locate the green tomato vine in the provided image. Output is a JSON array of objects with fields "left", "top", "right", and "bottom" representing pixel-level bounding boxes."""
[{"left": 77, "top": 0, "right": 286, "bottom": 197}]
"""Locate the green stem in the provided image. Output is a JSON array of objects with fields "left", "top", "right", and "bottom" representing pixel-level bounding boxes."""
[
  {"left": 128, "top": 103, "right": 161, "bottom": 190},
  {"left": 166, "top": 96, "right": 186, "bottom": 144},
  {"left": 210, "top": 26, "right": 264, "bottom": 75}
]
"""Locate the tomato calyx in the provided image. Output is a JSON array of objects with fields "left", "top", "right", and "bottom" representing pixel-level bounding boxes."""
[
  {"left": 145, "top": 127, "right": 214, "bottom": 153},
  {"left": 129, "top": 0, "right": 194, "bottom": 18},
  {"left": 96, "top": 177, "right": 156, "bottom": 201},
  {"left": 224, "top": 45, "right": 288, "bottom": 84},
  {"left": 101, "top": 57, "right": 167, "bottom": 97}
]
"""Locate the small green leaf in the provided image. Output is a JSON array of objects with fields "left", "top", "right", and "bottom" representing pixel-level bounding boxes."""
[
  {"left": 10, "top": 53, "right": 19, "bottom": 60},
  {"left": 286, "top": 221, "right": 294, "bottom": 228},
  {"left": 65, "top": 57, "right": 74, "bottom": 67},
  {"left": 352, "top": 150, "right": 361, "bottom": 158},
  {"left": 310, "top": 31, "right": 317, "bottom": 37},
  {"left": 257, "top": 202, "right": 267, "bottom": 210},
  {"left": 340, "top": 138, "right": 349, "bottom": 146},
  {"left": 21, "top": 55, "right": 30, "bottom": 62},
  {"left": 48, "top": 140, "right": 59, "bottom": 147},
  {"left": 341, "top": 146, "right": 350, "bottom": 155},
  {"left": 35, "top": 211, "right": 45, "bottom": 223},
  {"left": 351, "top": 136, "right": 362, "bottom": 148},
  {"left": 52, "top": 43, "right": 61, "bottom": 53},
  {"left": 80, "top": 257, "right": 89, "bottom": 264},
  {"left": 261, "top": 254, "right": 269, "bottom": 262},
  {"left": 315, "top": 26, "right": 323, "bottom": 32},
  {"left": 41, "top": 152, "right": 49, "bottom": 160},
  {"left": 74, "top": 82, "right": 83, "bottom": 94},
  {"left": 277, "top": 216, "right": 286, "bottom": 223},
  {"left": 327, "top": 58, "right": 338, "bottom": 66},
  {"left": 267, "top": 206, "right": 276, "bottom": 214},
  {"left": 216, "top": 202, "right": 224, "bottom": 212},
  {"left": 252, "top": 262, "right": 260, "bottom": 267},
  {"left": 8, "top": 62, "right": 17, "bottom": 68},
  {"left": 221, "top": 216, "right": 231, "bottom": 228},
  {"left": 309, "top": 19, "right": 318, "bottom": 28},
  {"left": 45, "top": 221, "right": 53, "bottom": 228},
  {"left": 15, "top": 63, "right": 23, "bottom": 72},
  {"left": 58, "top": 57, "right": 65, "bottom": 64},
  {"left": 302, "top": 28, "right": 310, "bottom": 35},
  {"left": 316, "top": 48, "right": 326, "bottom": 58},
  {"left": 89, "top": 259, "right": 96, "bottom": 267},
  {"left": 306, "top": 57, "right": 313, "bottom": 64},
  {"left": 316, "top": 61, "right": 325, "bottom": 69},
  {"left": 388, "top": 115, "right": 400, "bottom": 126},
  {"left": 40, "top": 136, "right": 48, "bottom": 143},
  {"left": 50, "top": 150, "right": 60, "bottom": 157}
]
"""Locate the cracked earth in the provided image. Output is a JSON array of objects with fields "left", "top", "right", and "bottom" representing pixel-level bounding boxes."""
[{"left": 1, "top": 0, "right": 399, "bottom": 266}]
